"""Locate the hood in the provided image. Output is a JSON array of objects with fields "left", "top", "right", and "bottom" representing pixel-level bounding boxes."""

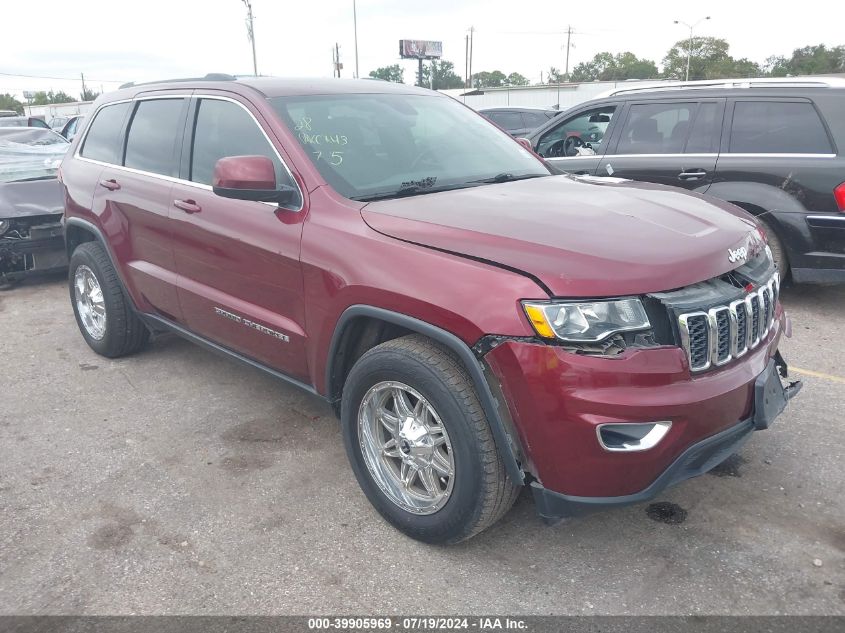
[
  {"left": 361, "top": 175, "right": 760, "bottom": 297},
  {"left": 0, "top": 178, "right": 64, "bottom": 219}
]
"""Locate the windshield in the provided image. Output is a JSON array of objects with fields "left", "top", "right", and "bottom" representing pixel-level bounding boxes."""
[
  {"left": 271, "top": 93, "right": 549, "bottom": 201},
  {"left": 0, "top": 128, "right": 69, "bottom": 183}
]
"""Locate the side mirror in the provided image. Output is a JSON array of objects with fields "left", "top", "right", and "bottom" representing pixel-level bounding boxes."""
[
  {"left": 212, "top": 155, "right": 297, "bottom": 205},
  {"left": 515, "top": 137, "right": 534, "bottom": 151}
]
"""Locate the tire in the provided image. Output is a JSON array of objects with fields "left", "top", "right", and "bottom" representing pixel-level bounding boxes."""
[
  {"left": 759, "top": 217, "right": 789, "bottom": 278},
  {"left": 69, "top": 241, "right": 149, "bottom": 358},
  {"left": 341, "top": 334, "right": 521, "bottom": 544}
]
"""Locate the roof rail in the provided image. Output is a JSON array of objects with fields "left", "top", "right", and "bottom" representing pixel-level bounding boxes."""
[
  {"left": 118, "top": 73, "right": 238, "bottom": 90},
  {"left": 597, "top": 76, "right": 845, "bottom": 98}
]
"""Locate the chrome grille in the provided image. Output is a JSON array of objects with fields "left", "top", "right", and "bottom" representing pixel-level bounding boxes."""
[{"left": 679, "top": 272, "right": 779, "bottom": 372}]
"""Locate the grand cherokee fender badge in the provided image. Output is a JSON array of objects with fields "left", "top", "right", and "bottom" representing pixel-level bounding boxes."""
[
  {"left": 213, "top": 307, "right": 290, "bottom": 342},
  {"left": 728, "top": 245, "right": 748, "bottom": 263}
]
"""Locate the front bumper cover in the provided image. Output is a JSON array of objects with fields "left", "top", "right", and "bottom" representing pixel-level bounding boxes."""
[{"left": 531, "top": 353, "right": 802, "bottom": 522}]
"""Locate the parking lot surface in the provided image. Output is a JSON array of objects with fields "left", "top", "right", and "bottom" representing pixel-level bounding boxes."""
[{"left": 0, "top": 276, "right": 842, "bottom": 615}]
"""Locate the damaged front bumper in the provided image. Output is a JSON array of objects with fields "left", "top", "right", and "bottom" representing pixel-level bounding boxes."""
[
  {"left": 0, "top": 219, "right": 68, "bottom": 283},
  {"left": 532, "top": 353, "right": 802, "bottom": 522}
]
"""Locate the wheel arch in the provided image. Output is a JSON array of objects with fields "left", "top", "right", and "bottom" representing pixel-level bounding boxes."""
[
  {"left": 326, "top": 305, "right": 527, "bottom": 485},
  {"left": 64, "top": 217, "right": 139, "bottom": 311}
]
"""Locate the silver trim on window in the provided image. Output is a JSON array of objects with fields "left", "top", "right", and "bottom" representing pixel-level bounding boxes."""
[{"left": 73, "top": 93, "right": 304, "bottom": 211}]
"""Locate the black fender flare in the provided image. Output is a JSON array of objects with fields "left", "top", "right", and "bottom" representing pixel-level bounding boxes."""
[
  {"left": 326, "top": 305, "right": 526, "bottom": 485},
  {"left": 64, "top": 217, "right": 139, "bottom": 310}
]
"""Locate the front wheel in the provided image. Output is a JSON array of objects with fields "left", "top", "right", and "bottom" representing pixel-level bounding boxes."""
[
  {"left": 759, "top": 217, "right": 789, "bottom": 278},
  {"left": 341, "top": 335, "right": 520, "bottom": 544}
]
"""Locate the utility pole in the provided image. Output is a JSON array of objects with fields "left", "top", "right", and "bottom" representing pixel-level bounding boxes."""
[
  {"left": 333, "top": 43, "right": 343, "bottom": 77},
  {"left": 353, "top": 0, "right": 359, "bottom": 78},
  {"left": 465, "top": 34, "right": 469, "bottom": 88},
  {"left": 564, "top": 25, "right": 573, "bottom": 81},
  {"left": 673, "top": 16, "right": 710, "bottom": 81},
  {"left": 467, "top": 26, "right": 474, "bottom": 88},
  {"left": 80, "top": 73, "right": 87, "bottom": 101},
  {"left": 242, "top": 0, "right": 258, "bottom": 76}
]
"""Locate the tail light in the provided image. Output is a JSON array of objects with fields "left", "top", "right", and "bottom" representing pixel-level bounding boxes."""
[{"left": 835, "top": 181, "right": 845, "bottom": 212}]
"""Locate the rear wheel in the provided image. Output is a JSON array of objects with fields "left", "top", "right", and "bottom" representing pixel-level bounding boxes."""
[
  {"left": 341, "top": 334, "right": 520, "bottom": 544},
  {"left": 758, "top": 217, "right": 789, "bottom": 277},
  {"left": 69, "top": 241, "right": 149, "bottom": 357}
]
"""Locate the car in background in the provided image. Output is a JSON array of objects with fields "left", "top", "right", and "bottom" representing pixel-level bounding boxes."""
[
  {"left": 0, "top": 116, "right": 51, "bottom": 129},
  {"left": 49, "top": 116, "right": 70, "bottom": 130},
  {"left": 0, "top": 110, "right": 20, "bottom": 118},
  {"left": 0, "top": 127, "right": 69, "bottom": 288},
  {"left": 522, "top": 78, "right": 845, "bottom": 283},
  {"left": 60, "top": 115, "right": 85, "bottom": 142},
  {"left": 478, "top": 107, "right": 560, "bottom": 136}
]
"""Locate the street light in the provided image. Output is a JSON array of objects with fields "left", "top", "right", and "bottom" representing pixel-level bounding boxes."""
[{"left": 673, "top": 16, "right": 710, "bottom": 82}]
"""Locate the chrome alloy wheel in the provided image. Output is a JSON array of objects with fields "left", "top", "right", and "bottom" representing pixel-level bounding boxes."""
[
  {"left": 358, "top": 381, "right": 455, "bottom": 515},
  {"left": 74, "top": 265, "right": 106, "bottom": 340}
]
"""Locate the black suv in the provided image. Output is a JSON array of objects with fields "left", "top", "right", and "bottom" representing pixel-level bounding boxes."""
[
  {"left": 479, "top": 107, "right": 560, "bottom": 137},
  {"left": 523, "top": 78, "right": 845, "bottom": 283}
]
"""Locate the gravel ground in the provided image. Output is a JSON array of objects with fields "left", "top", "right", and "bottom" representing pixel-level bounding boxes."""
[{"left": 0, "top": 275, "right": 842, "bottom": 615}]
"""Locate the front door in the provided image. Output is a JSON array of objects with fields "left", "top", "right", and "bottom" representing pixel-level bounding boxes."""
[
  {"left": 170, "top": 95, "right": 310, "bottom": 382},
  {"left": 532, "top": 103, "right": 620, "bottom": 175},
  {"left": 598, "top": 99, "right": 724, "bottom": 192}
]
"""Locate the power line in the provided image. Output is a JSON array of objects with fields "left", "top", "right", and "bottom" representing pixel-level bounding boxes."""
[{"left": 0, "top": 70, "right": 125, "bottom": 83}]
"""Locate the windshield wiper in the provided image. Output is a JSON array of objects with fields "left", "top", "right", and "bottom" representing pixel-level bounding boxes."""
[
  {"left": 471, "top": 172, "right": 549, "bottom": 184},
  {"left": 351, "top": 182, "right": 481, "bottom": 202}
]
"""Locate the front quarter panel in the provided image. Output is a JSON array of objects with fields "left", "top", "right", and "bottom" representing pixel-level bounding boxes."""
[{"left": 301, "top": 186, "right": 544, "bottom": 395}]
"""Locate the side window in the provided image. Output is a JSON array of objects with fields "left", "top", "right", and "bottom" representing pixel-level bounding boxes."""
[
  {"left": 537, "top": 106, "right": 616, "bottom": 158},
  {"left": 685, "top": 102, "right": 720, "bottom": 153},
  {"left": 615, "top": 102, "right": 695, "bottom": 155},
  {"left": 729, "top": 101, "right": 833, "bottom": 154},
  {"left": 522, "top": 111, "right": 550, "bottom": 130},
  {"left": 190, "top": 98, "right": 295, "bottom": 193},
  {"left": 487, "top": 111, "right": 524, "bottom": 131},
  {"left": 124, "top": 99, "right": 185, "bottom": 176},
  {"left": 80, "top": 102, "right": 131, "bottom": 164}
]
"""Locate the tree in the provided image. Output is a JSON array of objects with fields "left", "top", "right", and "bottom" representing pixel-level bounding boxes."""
[
  {"left": 369, "top": 65, "right": 404, "bottom": 83},
  {"left": 728, "top": 57, "right": 762, "bottom": 78},
  {"left": 505, "top": 72, "right": 529, "bottom": 86},
  {"left": 80, "top": 87, "right": 100, "bottom": 102},
  {"left": 764, "top": 55, "right": 791, "bottom": 77},
  {"left": 471, "top": 70, "right": 507, "bottom": 88},
  {"left": 0, "top": 93, "right": 24, "bottom": 114},
  {"left": 662, "top": 36, "right": 732, "bottom": 80},
  {"left": 29, "top": 90, "right": 76, "bottom": 106},
  {"left": 767, "top": 44, "right": 845, "bottom": 76},
  {"left": 546, "top": 66, "right": 565, "bottom": 83},
  {"left": 421, "top": 60, "right": 464, "bottom": 89},
  {"left": 571, "top": 51, "right": 659, "bottom": 82}
]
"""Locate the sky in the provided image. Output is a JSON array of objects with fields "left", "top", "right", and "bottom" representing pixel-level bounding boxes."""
[{"left": 2, "top": 0, "right": 842, "bottom": 100}]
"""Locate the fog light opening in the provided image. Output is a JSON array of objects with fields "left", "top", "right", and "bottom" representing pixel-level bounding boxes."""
[{"left": 597, "top": 421, "right": 672, "bottom": 452}]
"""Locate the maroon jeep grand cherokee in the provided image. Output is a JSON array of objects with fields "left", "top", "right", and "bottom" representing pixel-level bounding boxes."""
[{"left": 60, "top": 76, "right": 801, "bottom": 543}]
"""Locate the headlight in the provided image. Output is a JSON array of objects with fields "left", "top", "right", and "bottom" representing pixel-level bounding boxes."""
[
  {"left": 523, "top": 298, "right": 651, "bottom": 343},
  {"left": 0, "top": 220, "right": 9, "bottom": 236}
]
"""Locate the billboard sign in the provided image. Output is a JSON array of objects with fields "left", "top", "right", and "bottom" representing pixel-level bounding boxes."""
[{"left": 399, "top": 40, "right": 443, "bottom": 59}]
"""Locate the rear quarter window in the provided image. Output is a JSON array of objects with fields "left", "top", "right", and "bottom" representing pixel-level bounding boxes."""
[
  {"left": 80, "top": 102, "right": 131, "bottom": 164},
  {"left": 729, "top": 101, "right": 833, "bottom": 154}
]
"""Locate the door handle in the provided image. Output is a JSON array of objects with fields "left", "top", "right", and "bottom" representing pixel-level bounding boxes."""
[
  {"left": 98, "top": 178, "right": 120, "bottom": 191},
  {"left": 678, "top": 169, "right": 707, "bottom": 180},
  {"left": 173, "top": 199, "right": 202, "bottom": 214}
]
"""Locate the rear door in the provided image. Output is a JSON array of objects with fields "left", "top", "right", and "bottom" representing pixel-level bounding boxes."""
[
  {"left": 170, "top": 94, "right": 310, "bottom": 382},
  {"left": 485, "top": 110, "right": 526, "bottom": 136},
  {"left": 599, "top": 99, "right": 723, "bottom": 191},
  {"left": 531, "top": 102, "right": 621, "bottom": 175}
]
